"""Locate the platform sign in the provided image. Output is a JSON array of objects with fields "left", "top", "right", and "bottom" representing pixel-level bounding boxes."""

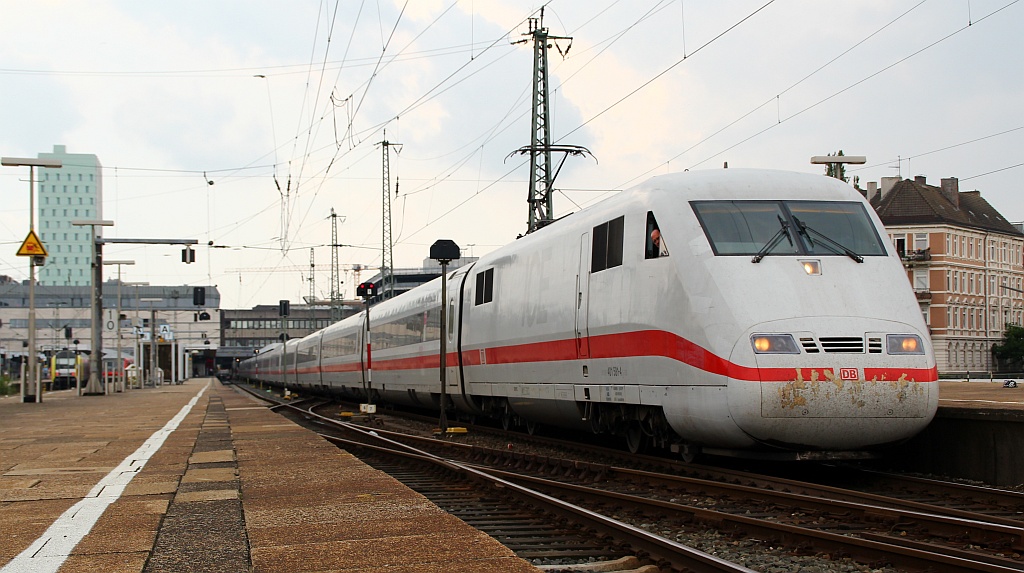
[{"left": 16, "top": 230, "right": 47, "bottom": 258}]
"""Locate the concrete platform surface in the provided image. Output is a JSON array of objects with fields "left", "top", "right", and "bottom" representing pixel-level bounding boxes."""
[
  {"left": 0, "top": 380, "right": 542, "bottom": 573},
  {"left": 939, "top": 380, "right": 1024, "bottom": 411}
]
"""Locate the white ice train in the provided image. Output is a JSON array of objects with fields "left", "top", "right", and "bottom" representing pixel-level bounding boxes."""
[{"left": 240, "top": 168, "right": 938, "bottom": 459}]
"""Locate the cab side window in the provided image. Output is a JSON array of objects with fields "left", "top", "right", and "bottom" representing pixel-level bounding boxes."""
[
  {"left": 592, "top": 216, "right": 624, "bottom": 273},
  {"left": 646, "top": 211, "right": 668, "bottom": 259}
]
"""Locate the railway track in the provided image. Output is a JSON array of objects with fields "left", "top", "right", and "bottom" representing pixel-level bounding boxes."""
[{"left": 237, "top": 385, "right": 1024, "bottom": 572}]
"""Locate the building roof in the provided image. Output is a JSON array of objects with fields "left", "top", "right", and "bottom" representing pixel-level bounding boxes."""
[{"left": 872, "top": 178, "right": 1022, "bottom": 237}]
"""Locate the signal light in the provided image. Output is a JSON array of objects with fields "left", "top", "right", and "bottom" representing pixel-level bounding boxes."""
[{"left": 357, "top": 282, "right": 377, "bottom": 298}]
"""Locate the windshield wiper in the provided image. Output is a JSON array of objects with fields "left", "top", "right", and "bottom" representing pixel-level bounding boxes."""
[
  {"left": 751, "top": 215, "right": 793, "bottom": 263},
  {"left": 793, "top": 217, "right": 864, "bottom": 263}
]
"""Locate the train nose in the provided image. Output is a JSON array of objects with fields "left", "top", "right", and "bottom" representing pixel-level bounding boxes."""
[{"left": 727, "top": 319, "right": 938, "bottom": 450}]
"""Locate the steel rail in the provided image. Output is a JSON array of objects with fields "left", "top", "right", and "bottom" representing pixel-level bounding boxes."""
[
  {"left": 233, "top": 385, "right": 1023, "bottom": 572},
  {"left": 317, "top": 428, "right": 758, "bottom": 573},
  {"left": 480, "top": 467, "right": 1024, "bottom": 573},
  {"left": 235, "top": 387, "right": 757, "bottom": 573}
]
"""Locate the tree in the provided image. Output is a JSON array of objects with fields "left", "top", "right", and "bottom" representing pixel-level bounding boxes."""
[
  {"left": 992, "top": 324, "right": 1024, "bottom": 370},
  {"left": 823, "top": 150, "right": 849, "bottom": 183}
]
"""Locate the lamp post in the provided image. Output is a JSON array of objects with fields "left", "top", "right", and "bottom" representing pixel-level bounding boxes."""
[
  {"left": 3, "top": 156, "right": 62, "bottom": 403},
  {"left": 72, "top": 219, "right": 114, "bottom": 395},
  {"left": 104, "top": 260, "right": 134, "bottom": 392},
  {"left": 429, "top": 239, "right": 460, "bottom": 433}
]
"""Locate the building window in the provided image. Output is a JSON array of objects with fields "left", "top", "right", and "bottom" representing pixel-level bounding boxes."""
[
  {"left": 913, "top": 269, "right": 928, "bottom": 291},
  {"left": 893, "top": 236, "right": 906, "bottom": 257}
]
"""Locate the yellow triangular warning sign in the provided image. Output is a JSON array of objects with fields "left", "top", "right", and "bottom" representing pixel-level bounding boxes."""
[{"left": 17, "top": 230, "right": 48, "bottom": 258}]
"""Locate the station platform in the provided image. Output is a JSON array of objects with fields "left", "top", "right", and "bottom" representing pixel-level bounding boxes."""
[
  {"left": 0, "top": 380, "right": 542, "bottom": 573},
  {"left": 938, "top": 379, "right": 1024, "bottom": 412},
  {"left": 887, "top": 380, "right": 1024, "bottom": 487}
]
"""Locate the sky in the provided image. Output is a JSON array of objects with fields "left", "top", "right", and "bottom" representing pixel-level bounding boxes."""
[{"left": 1, "top": 0, "right": 1022, "bottom": 309}]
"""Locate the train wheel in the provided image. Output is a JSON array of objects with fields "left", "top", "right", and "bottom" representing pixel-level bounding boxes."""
[
  {"left": 500, "top": 403, "right": 513, "bottom": 431},
  {"left": 679, "top": 443, "right": 700, "bottom": 463},
  {"left": 625, "top": 422, "right": 646, "bottom": 454},
  {"left": 525, "top": 420, "right": 538, "bottom": 435}
]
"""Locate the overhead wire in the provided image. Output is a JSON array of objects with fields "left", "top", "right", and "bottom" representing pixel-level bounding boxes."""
[{"left": 678, "top": 0, "right": 1021, "bottom": 176}]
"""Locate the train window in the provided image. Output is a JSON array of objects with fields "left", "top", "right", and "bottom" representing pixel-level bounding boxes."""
[
  {"left": 447, "top": 300, "right": 456, "bottom": 340},
  {"left": 475, "top": 268, "right": 494, "bottom": 305},
  {"left": 787, "top": 201, "right": 886, "bottom": 257},
  {"left": 692, "top": 201, "right": 798, "bottom": 256},
  {"left": 592, "top": 216, "right": 624, "bottom": 272},
  {"left": 645, "top": 212, "right": 669, "bottom": 259},
  {"left": 692, "top": 200, "right": 886, "bottom": 258}
]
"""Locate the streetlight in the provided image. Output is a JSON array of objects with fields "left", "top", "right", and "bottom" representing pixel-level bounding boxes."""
[
  {"left": 429, "top": 239, "right": 460, "bottom": 433},
  {"left": 71, "top": 219, "right": 114, "bottom": 396},
  {"left": 3, "top": 156, "right": 62, "bottom": 403},
  {"left": 104, "top": 259, "right": 134, "bottom": 392}
]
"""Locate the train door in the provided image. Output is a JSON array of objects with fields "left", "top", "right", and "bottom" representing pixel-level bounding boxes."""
[{"left": 576, "top": 232, "right": 591, "bottom": 358}]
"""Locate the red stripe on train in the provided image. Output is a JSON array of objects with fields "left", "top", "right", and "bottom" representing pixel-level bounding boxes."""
[{"left": 280, "top": 330, "right": 937, "bottom": 383}]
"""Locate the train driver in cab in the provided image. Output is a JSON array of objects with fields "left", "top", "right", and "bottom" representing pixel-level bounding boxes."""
[{"left": 647, "top": 211, "right": 669, "bottom": 258}]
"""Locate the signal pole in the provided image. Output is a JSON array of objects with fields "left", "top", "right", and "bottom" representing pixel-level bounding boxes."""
[
  {"left": 330, "top": 209, "right": 344, "bottom": 323},
  {"left": 308, "top": 247, "right": 316, "bottom": 334},
  {"left": 379, "top": 134, "right": 402, "bottom": 300},
  {"left": 512, "top": 9, "right": 592, "bottom": 234}
]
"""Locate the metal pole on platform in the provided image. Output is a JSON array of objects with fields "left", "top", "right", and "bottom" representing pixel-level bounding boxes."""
[
  {"left": 429, "top": 240, "right": 460, "bottom": 433},
  {"left": 104, "top": 260, "right": 134, "bottom": 392},
  {"left": 72, "top": 219, "right": 114, "bottom": 396},
  {"left": 3, "top": 157, "right": 62, "bottom": 403},
  {"left": 140, "top": 297, "right": 162, "bottom": 387}
]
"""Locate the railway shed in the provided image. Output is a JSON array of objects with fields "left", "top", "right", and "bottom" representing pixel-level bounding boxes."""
[{"left": 0, "top": 380, "right": 541, "bottom": 573}]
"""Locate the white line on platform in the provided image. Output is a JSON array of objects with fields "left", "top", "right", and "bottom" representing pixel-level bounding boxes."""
[{"left": 1, "top": 382, "right": 210, "bottom": 573}]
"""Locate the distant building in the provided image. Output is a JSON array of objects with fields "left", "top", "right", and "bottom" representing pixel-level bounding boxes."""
[
  {"left": 220, "top": 302, "right": 361, "bottom": 353},
  {"left": 363, "top": 256, "right": 479, "bottom": 302},
  {"left": 0, "top": 281, "right": 221, "bottom": 379},
  {"left": 868, "top": 175, "right": 1024, "bottom": 374},
  {"left": 35, "top": 145, "right": 103, "bottom": 286},
  {"left": 220, "top": 258, "right": 480, "bottom": 357}
]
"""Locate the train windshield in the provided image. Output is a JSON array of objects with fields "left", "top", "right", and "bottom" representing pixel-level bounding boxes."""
[{"left": 692, "top": 200, "right": 886, "bottom": 258}]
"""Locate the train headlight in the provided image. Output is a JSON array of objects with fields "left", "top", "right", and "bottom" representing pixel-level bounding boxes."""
[
  {"left": 887, "top": 334, "right": 924, "bottom": 355},
  {"left": 751, "top": 334, "right": 800, "bottom": 354},
  {"left": 799, "top": 259, "right": 821, "bottom": 275}
]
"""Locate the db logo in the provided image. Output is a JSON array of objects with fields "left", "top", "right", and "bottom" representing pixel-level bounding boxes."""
[{"left": 839, "top": 368, "right": 858, "bottom": 380}]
